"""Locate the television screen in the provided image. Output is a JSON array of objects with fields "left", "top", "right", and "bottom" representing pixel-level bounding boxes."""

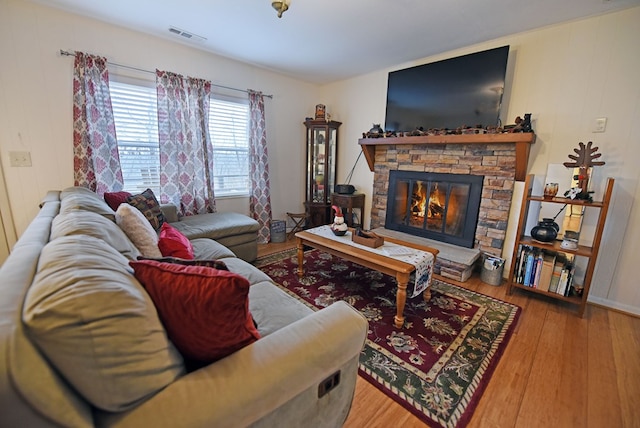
[{"left": 384, "top": 45, "right": 510, "bottom": 132}]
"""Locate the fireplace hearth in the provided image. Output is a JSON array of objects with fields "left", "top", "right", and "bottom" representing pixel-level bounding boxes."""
[{"left": 386, "top": 171, "right": 483, "bottom": 248}]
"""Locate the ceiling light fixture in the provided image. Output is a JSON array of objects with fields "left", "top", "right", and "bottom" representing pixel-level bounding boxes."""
[{"left": 272, "top": 0, "right": 290, "bottom": 18}]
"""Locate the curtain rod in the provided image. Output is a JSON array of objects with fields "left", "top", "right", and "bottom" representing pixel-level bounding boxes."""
[{"left": 59, "top": 50, "right": 273, "bottom": 99}]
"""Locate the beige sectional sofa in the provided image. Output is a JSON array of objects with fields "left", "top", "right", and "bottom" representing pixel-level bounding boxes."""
[{"left": 0, "top": 187, "right": 368, "bottom": 427}]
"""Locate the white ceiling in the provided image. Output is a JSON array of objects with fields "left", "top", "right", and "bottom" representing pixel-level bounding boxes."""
[{"left": 34, "top": 0, "right": 640, "bottom": 84}]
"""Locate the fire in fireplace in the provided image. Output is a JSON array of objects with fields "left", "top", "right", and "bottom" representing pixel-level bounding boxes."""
[{"left": 385, "top": 171, "right": 484, "bottom": 248}]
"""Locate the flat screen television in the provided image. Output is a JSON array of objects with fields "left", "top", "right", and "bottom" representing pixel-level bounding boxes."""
[{"left": 384, "top": 45, "right": 510, "bottom": 133}]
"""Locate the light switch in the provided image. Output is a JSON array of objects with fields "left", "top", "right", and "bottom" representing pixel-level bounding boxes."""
[
  {"left": 9, "top": 151, "right": 32, "bottom": 167},
  {"left": 592, "top": 117, "right": 607, "bottom": 133}
]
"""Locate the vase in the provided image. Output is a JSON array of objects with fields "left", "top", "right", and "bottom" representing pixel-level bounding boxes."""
[
  {"left": 531, "top": 218, "right": 559, "bottom": 242},
  {"left": 543, "top": 183, "right": 559, "bottom": 199}
]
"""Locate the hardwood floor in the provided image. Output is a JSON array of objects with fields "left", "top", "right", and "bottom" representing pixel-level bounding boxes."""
[{"left": 257, "top": 238, "right": 640, "bottom": 427}]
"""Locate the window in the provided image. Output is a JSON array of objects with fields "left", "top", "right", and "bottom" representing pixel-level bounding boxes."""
[
  {"left": 208, "top": 97, "right": 250, "bottom": 197},
  {"left": 110, "top": 81, "right": 160, "bottom": 194},
  {"left": 110, "top": 81, "right": 250, "bottom": 197}
]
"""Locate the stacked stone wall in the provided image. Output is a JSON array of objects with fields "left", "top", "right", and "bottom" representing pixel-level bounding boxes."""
[{"left": 370, "top": 143, "right": 516, "bottom": 256}]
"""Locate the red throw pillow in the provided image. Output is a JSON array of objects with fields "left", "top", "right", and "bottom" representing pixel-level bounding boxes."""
[
  {"left": 158, "top": 223, "right": 194, "bottom": 260},
  {"left": 104, "top": 191, "right": 132, "bottom": 211},
  {"left": 129, "top": 260, "right": 260, "bottom": 364}
]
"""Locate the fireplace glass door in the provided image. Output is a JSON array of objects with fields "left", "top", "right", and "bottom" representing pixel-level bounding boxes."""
[{"left": 387, "top": 171, "right": 483, "bottom": 248}]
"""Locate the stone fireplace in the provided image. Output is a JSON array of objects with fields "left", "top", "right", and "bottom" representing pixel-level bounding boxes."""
[{"left": 368, "top": 140, "right": 522, "bottom": 258}]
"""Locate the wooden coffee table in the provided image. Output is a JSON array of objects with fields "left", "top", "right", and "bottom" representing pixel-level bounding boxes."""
[{"left": 295, "top": 229, "right": 439, "bottom": 328}]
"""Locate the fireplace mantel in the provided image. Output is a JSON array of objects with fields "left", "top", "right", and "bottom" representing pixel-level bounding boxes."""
[{"left": 358, "top": 132, "right": 536, "bottom": 181}]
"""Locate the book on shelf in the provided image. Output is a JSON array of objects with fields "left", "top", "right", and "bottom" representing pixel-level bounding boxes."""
[
  {"left": 532, "top": 251, "right": 544, "bottom": 288},
  {"left": 515, "top": 245, "right": 527, "bottom": 284},
  {"left": 537, "top": 252, "right": 556, "bottom": 292},
  {"left": 556, "top": 256, "right": 575, "bottom": 296},
  {"left": 523, "top": 249, "right": 535, "bottom": 286},
  {"left": 548, "top": 254, "right": 565, "bottom": 293}
]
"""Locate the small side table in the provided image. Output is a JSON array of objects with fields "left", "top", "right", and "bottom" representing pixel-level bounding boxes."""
[
  {"left": 286, "top": 212, "right": 309, "bottom": 239},
  {"left": 330, "top": 193, "right": 365, "bottom": 228}
]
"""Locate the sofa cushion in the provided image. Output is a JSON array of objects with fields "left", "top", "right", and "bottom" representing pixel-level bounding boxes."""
[
  {"left": 23, "top": 235, "right": 185, "bottom": 412},
  {"left": 127, "top": 188, "right": 165, "bottom": 231},
  {"left": 52, "top": 210, "right": 140, "bottom": 260},
  {"left": 248, "top": 282, "right": 314, "bottom": 337},
  {"left": 104, "top": 191, "right": 132, "bottom": 211},
  {"left": 158, "top": 222, "right": 194, "bottom": 259},
  {"left": 116, "top": 203, "right": 162, "bottom": 258},
  {"left": 129, "top": 260, "right": 260, "bottom": 365},
  {"left": 60, "top": 186, "right": 116, "bottom": 222},
  {"left": 190, "top": 237, "right": 236, "bottom": 259},
  {"left": 217, "top": 256, "right": 273, "bottom": 286}
]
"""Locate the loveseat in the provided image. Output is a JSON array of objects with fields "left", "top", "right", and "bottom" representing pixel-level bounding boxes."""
[{"left": 0, "top": 186, "right": 368, "bottom": 427}]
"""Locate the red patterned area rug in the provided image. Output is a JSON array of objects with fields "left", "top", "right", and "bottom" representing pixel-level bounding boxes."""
[{"left": 256, "top": 249, "right": 521, "bottom": 428}]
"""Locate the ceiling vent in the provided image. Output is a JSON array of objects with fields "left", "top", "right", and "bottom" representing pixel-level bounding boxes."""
[{"left": 168, "top": 26, "right": 207, "bottom": 43}]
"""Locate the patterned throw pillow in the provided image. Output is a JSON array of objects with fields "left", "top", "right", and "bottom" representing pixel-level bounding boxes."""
[
  {"left": 129, "top": 260, "right": 260, "bottom": 365},
  {"left": 127, "top": 189, "right": 165, "bottom": 231},
  {"left": 136, "top": 256, "right": 228, "bottom": 271}
]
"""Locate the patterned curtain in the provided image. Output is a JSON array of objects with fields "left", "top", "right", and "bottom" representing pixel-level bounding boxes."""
[
  {"left": 248, "top": 90, "right": 272, "bottom": 243},
  {"left": 156, "top": 70, "right": 216, "bottom": 216},
  {"left": 72, "top": 52, "right": 124, "bottom": 195}
]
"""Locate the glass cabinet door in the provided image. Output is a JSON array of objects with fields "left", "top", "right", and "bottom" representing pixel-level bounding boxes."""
[
  {"left": 311, "top": 128, "right": 326, "bottom": 202},
  {"left": 327, "top": 127, "right": 336, "bottom": 202}
]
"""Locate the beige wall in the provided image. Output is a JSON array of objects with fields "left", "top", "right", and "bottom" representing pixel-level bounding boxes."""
[
  {"left": 0, "top": 0, "right": 318, "bottom": 239},
  {"left": 322, "top": 7, "right": 640, "bottom": 315}
]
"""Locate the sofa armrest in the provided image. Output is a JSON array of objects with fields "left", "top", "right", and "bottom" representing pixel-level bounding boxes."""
[
  {"left": 40, "top": 190, "right": 61, "bottom": 208},
  {"left": 160, "top": 204, "right": 179, "bottom": 223},
  {"left": 95, "top": 301, "right": 368, "bottom": 428}
]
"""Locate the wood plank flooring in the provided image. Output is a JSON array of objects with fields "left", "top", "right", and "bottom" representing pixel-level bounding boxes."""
[{"left": 257, "top": 238, "right": 640, "bottom": 427}]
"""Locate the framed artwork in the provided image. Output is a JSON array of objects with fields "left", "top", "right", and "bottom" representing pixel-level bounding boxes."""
[{"left": 315, "top": 104, "right": 326, "bottom": 120}]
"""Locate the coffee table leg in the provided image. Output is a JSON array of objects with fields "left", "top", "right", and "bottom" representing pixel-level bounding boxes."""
[
  {"left": 423, "top": 285, "right": 432, "bottom": 302},
  {"left": 296, "top": 238, "right": 304, "bottom": 278},
  {"left": 394, "top": 273, "right": 409, "bottom": 328}
]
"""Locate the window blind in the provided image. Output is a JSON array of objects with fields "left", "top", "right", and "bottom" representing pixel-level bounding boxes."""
[
  {"left": 110, "top": 81, "right": 161, "bottom": 194},
  {"left": 209, "top": 98, "right": 250, "bottom": 196}
]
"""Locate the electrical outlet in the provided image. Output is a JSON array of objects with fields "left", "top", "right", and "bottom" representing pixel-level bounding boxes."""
[
  {"left": 592, "top": 117, "right": 607, "bottom": 133},
  {"left": 9, "top": 151, "right": 32, "bottom": 167}
]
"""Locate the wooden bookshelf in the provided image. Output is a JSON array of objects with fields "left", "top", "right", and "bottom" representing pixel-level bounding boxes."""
[{"left": 506, "top": 174, "right": 614, "bottom": 316}]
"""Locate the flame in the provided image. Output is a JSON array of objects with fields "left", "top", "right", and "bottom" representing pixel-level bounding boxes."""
[{"left": 412, "top": 182, "right": 444, "bottom": 219}]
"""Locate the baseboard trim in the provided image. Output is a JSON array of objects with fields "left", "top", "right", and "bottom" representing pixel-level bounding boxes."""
[{"left": 588, "top": 296, "right": 640, "bottom": 318}]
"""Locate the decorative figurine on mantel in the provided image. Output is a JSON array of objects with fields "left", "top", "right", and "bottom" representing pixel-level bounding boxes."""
[{"left": 563, "top": 141, "right": 605, "bottom": 201}]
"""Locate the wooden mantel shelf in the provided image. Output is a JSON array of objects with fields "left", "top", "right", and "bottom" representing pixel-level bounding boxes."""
[{"left": 358, "top": 132, "right": 536, "bottom": 181}]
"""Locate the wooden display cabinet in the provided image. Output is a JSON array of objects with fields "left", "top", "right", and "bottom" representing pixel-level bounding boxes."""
[
  {"left": 506, "top": 174, "right": 614, "bottom": 316},
  {"left": 304, "top": 119, "right": 341, "bottom": 227}
]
